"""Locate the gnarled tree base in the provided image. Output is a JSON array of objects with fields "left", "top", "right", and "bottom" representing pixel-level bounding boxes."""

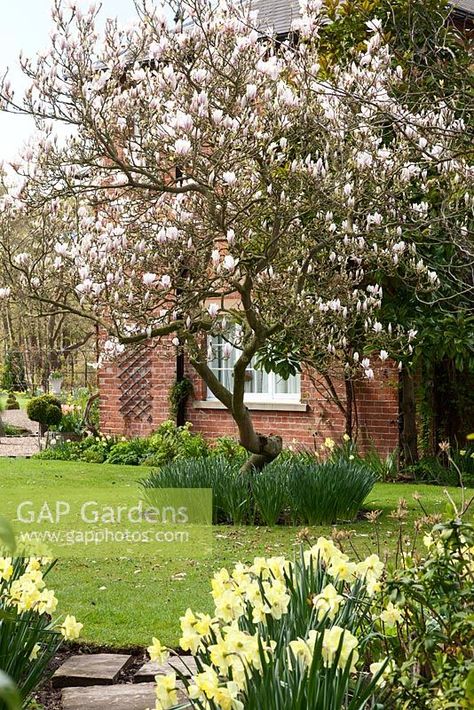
[{"left": 240, "top": 434, "right": 283, "bottom": 473}]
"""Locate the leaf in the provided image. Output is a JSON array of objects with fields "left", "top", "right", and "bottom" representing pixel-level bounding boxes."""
[
  {"left": 0, "top": 671, "right": 21, "bottom": 710},
  {"left": 0, "top": 517, "right": 16, "bottom": 554},
  {"left": 465, "top": 668, "right": 474, "bottom": 703}
]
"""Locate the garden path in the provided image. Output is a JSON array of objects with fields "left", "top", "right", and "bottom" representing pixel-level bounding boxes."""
[
  {"left": 52, "top": 652, "right": 194, "bottom": 709},
  {"left": 0, "top": 408, "right": 40, "bottom": 456}
]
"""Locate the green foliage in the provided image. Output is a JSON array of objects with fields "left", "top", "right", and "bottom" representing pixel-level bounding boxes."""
[
  {"left": 0, "top": 559, "right": 63, "bottom": 710},
  {"left": 284, "top": 457, "right": 377, "bottom": 525},
  {"left": 106, "top": 438, "right": 151, "bottom": 466},
  {"left": 362, "top": 448, "right": 399, "bottom": 483},
  {"left": 34, "top": 421, "right": 209, "bottom": 467},
  {"left": 4, "top": 394, "right": 19, "bottom": 412},
  {"left": 145, "top": 420, "right": 209, "bottom": 463},
  {"left": 54, "top": 410, "right": 84, "bottom": 435},
  {"left": 407, "top": 445, "right": 474, "bottom": 488},
  {"left": 254, "top": 341, "right": 302, "bottom": 380},
  {"left": 0, "top": 352, "right": 27, "bottom": 393},
  {"left": 1, "top": 424, "right": 30, "bottom": 437},
  {"left": 0, "top": 671, "right": 20, "bottom": 710},
  {"left": 383, "top": 516, "right": 474, "bottom": 708},
  {"left": 143, "top": 454, "right": 376, "bottom": 526},
  {"left": 26, "top": 395, "right": 62, "bottom": 431},
  {"left": 209, "top": 436, "right": 247, "bottom": 460},
  {"left": 168, "top": 377, "right": 194, "bottom": 418}
]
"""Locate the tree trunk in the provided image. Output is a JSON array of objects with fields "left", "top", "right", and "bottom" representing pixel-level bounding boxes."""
[
  {"left": 344, "top": 374, "right": 354, "bottom": 439},
  {"left": 399, "top": 367, "right": 419, "bottom": 467},
  {"left": 190, "top": 352, "right": 283, "bottom": 473}
]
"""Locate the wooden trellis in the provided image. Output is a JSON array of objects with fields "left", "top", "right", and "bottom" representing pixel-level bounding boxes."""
[{"left": 118, "top": 345, "right": 153, "bottom": 422}]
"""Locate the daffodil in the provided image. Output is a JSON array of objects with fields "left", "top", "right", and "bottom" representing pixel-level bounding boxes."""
[
  {"left": 214, "top": 588, "right": 244, "bottom": 623},
  {"left": 312, "top": 583, "right": 344, "bottom": 620},
  {"left": 154, "top": 672, "right": 178, "bottom": 710},
  {"left": 60, "top": 615, "right": 83, "bottom": 640},
  {"left": 379, "top": 602, "right": 403, "bottom": 628},
  {"left": 29, "top": 643, "right": 41, "bottom": 661},
  {"left": 317, "top": 626, "right": 359, "bottom": 671},
  {"left": 147, "top": 637, "right": 169, "bottom": 664},
  {"left": 0, "top": 557, "right": 13, "bottom": 582},
  {"left": 327, "top": 556, "right": 357, "bottom": 583}
]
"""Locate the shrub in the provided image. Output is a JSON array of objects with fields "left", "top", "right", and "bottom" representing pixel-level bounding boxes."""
[
  {"left": 106, "top": 438, "right": 151, "bottom": 465},
  {"left": 2, "top": 424, "right": 29, "bottom": 437},
  {"left": 34, "top": 434, "right": 118, "bottom": 463},
  {"left": 1, "top": 352, "right": 27, "bottom": 392},
  {"left": 382, "top": 515, "right": 474, "bottom": 708},
  {"left": 26, "top": 395, "right": 62, "bottom": 435},
  {"left": 407, "top": 446, "right": 474, "bottom": 488},
  {"left": 4, "top": 393, "right": 20, "bottom": 411},
  {"left": 147, "top": 420, "right": 209, "bottom": 461},
  {"left": 210, "top": 436, "right": 247, "bottom": 460},
  {"left": 33, "top": 422, "right": 209, "bottom": 467}
]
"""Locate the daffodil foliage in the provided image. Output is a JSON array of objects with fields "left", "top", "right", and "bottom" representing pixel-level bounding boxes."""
[
  {"left": 0, "top": 554, "right": 82, "bottom": 706},
  {"left": 0, "top": 0, "right": 471, "bottom": 459}
]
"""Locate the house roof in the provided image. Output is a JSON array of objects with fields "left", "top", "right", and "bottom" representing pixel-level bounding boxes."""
[
  {"left": 451, "top": 0, "right": 474, "bottom": 16},
  {"left": 248, "top": 0, "right": 474, "bottom": 34},
  {"left": 249, "top": 0, "right": 301, "bottom": 35}
]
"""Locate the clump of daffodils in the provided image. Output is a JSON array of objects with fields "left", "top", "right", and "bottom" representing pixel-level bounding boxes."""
[
  {"left": 149, "top": 538, "right": 390, "bottom": 709},
  {"left": 0, "top": 555, "right": 83, "bottom": 641}
]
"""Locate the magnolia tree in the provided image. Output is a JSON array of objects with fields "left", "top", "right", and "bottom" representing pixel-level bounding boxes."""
[{"left": 0, "top": 0, "right": 471, "bottom": 469}]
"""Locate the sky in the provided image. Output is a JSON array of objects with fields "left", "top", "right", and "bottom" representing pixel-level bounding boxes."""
[{"left": 0, "top": 0, "right": 142, "bottom": 164}]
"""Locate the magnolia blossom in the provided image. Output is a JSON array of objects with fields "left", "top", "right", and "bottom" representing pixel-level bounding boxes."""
[
  {"left": 174, "top": 138, "right": 192, "bottom": 156},
  {"left": 222, "top": 171, "right": 237, "bottom": 185},
  {"left": 143, "top": 273, "right": 157, "bottom": 286}
]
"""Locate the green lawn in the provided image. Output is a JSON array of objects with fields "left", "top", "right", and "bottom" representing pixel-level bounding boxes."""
[{"left": 0, "top": 458, "right": 471, "bottom": 649}]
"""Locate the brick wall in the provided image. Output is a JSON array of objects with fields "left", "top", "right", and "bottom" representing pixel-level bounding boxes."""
[{"left": 99, "top": 342, "right": 399, "bottom": 455}]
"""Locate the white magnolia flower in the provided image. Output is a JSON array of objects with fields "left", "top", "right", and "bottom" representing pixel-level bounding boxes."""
[
  {"left": 174, "top": 138, "right": 192, "bottom": 156},
  {"left": 223, "top": 255, "right": 236, "bottom": 270},
  {"left": 222, "top": 171, "right": 237, "bottom": 185},
  {"left": 143, "top": 273, "right": 157, "bottom": 286}
]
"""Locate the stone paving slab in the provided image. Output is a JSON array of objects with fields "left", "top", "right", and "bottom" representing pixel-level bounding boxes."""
[
  {"left": 62, "top": 682, "right": 191, "bottom": 710},
  {"left": 52, "top": 654, "right": 133, "bottom": 688},
  {"left": 134, "top": 655, "right": 197, "bottom": 683},
  {"left": 62, "top": 682, "right": 157, "bottom": 710}
]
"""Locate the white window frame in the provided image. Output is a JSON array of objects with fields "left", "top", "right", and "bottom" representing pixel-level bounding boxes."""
[{"left": 207, "top": 335, "right": 301, "bottom": 404}]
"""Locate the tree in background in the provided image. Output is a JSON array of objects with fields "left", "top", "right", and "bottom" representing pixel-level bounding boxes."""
[
  {"left": 0, "top": 349, "right": 27, "bottom": 392},
  {"left": 0, "top": 200, "right": 96, "bottom": 392},
  {"left": 0, "top": 0, "right": 471, "bottom": 468}
]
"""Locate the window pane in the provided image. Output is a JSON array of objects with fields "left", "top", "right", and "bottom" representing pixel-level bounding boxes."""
[
  {"left": 207, "top": 333, "right": 300, "bottom": 401},
  {"left": 244, "top": 366, "right": 270, "bottom": 395},
  {"left": 275, "top": 374, "right": 299, "bottom": 395}
]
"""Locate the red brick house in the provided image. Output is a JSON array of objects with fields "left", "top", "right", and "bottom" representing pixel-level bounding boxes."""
[
  {"left": 98, "top": 0, "right": 472, "bottom": 455},
  {"left": 99, "top": 339, "right": 400, "bottom": 455}
]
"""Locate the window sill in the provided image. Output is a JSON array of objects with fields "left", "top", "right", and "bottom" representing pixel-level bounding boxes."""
[{"left": 193, "top": 400, "right": 309, "bottom": 412}]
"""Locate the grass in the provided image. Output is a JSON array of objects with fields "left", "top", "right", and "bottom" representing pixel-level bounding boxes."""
[{"left": 0, "top": 458, "right": 472, "bottom": 649}]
